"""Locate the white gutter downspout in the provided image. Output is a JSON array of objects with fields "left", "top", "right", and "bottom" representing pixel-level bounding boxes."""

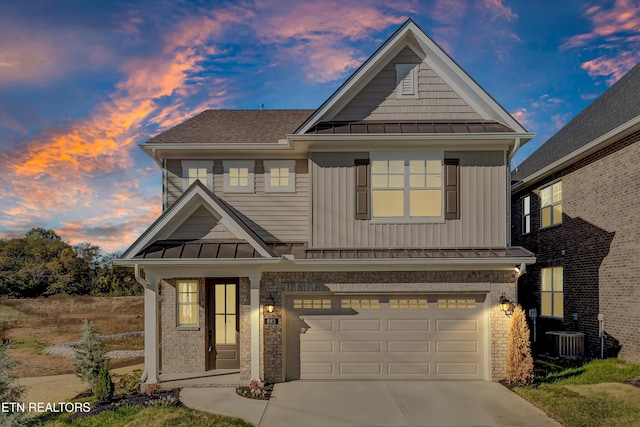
[
  {"left": 134, "top": 264, "right": 149, "bottom": 385},
  {"left": 508, "top": 137, "right": 521, "bottom": 162}
]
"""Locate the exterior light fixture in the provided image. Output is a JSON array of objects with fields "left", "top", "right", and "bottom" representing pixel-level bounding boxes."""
[
  {"left": 499, "top": 293, "right": 514, "bottom": 315},
  {"left": 265, "top": 294, "right": 276, "bottom": 313}
]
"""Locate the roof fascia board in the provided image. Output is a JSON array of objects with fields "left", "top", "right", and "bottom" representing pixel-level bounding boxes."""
[
  {"left": 119, "top": 182, "right": 275, "bottom": 260},
  {"left": 287, "top": 133, "right": 533, "bottom": 142},
  {"left": 512, "top": 116, "right": 640, "bottom": 193}
]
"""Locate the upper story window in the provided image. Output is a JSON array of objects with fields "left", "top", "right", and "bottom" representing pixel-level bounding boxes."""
[
  {"left": 177, "top": 280, "right": 199, "bottom": 326},
  {"left": 541, "top": 267, "right": 563, "bottom": 318},
  {"left": 264, "top": 160, "right": 295, "bottom": 192},
  {"left": 396, "top": 64, "right": 419, "bottom": 98},
  {"left": 223, "top": 161, "right": 254, "bottom": 193},
  {"left": 182, "top": 161, "right": 212, "bottom": 190},
  {"left": 540, "top": 181, "right": 562, "bottom": 228},
  {"left": 370, "top": 152, "right": 443, "bottom": 221},
  {"left": 522, "top": 195, "right": 531, "bottom": 234}
]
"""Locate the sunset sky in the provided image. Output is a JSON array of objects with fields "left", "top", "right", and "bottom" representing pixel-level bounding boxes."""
[{"left": 1, "top": 0, "right": 639, "bottom": 253}]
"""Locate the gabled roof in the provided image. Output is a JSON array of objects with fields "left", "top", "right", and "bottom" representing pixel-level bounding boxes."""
[
  {"left": 295, "top": 19, "right": 528, "bottom": 136},
  {"left": 148, "top": 109, "right": 314, "bottom": 144},
  {"left": 119, "top": 180, "right": 276, "bottom": 260},
  {"left": 513, "top": 63, "right": 640, "bottom": 184}
]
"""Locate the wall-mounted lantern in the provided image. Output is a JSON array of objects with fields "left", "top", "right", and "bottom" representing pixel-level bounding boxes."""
[
  {"left": 499, "top": 293, "right": 514, "bottom": 315},
  {"left": 265, "top": 294, "right": 276, "bottom": 313}
]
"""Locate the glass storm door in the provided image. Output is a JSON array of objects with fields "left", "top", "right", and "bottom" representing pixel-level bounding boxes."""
[{"left": 207, "top": 281, "right": 239, "bottom": 369}]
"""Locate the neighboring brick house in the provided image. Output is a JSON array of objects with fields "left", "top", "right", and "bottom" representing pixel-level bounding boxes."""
[
  {"left": 511, "top": 64, "right": 640, "bottom": 362},
  {"left": 118, "top": 19, "right": 536, "bottom": 387}
]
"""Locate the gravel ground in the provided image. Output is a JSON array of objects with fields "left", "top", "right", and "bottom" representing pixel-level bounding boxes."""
[{"left": 43, "top": 331, "right": 144, "bottom": 358}]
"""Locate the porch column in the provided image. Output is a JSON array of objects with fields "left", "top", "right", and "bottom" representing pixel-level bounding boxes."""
[
  {"left": 144, "top": 279, "right": 159, "bottom": 383},
  {"left": 249, "top": 273, "right": 260, "bottom": 381}
]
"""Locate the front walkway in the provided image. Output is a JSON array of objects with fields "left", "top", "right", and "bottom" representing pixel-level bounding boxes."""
[{"left": 180, "top": 380, "right": 563, "bottom": 427}]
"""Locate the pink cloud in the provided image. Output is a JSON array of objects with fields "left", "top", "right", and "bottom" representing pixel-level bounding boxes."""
[
  {"left": 480, "top": 0, "right": 518, "bottom": 21},
  {"left": 253, "top": 1, "right": 408, "bottom": 82},
  {"left": 511, "top": 108, "right": 534, "bottom": 128},
  {"left": 562, "top": 0, "right": 640, "bottom": 83}
]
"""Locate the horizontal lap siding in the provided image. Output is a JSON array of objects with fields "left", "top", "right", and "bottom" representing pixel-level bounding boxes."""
[
  {"left": 213, "top": 160, "right": 309, "bottom": 243},
  {"left": 164, "top": 159, "right": 309, "bottom": 243},
  {"left": 333, "top": 47, "right": 482, "bottom": 122},
  {"left": 310, "top": 151, "right": 506, "bottom": 248}
]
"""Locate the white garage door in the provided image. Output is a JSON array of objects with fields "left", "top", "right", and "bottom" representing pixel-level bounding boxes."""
[{"left": 285, "top": 294, "right": 485, "bottom": 380}]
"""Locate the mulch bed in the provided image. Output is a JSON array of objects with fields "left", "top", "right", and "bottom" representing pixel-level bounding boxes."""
[{"left": 235, "top": 384, "right": 273, "bottom": 400}]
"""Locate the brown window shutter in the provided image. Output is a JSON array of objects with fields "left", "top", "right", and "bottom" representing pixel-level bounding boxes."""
[
  {"left": 354, "top": 159, "right": 370, "bottom": 220},
  {"left": 444, "top": 159, "right": 460, "bottom": 220}
]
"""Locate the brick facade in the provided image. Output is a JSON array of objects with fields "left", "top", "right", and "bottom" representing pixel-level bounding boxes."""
[{"left": 512, "top": 131, "right": 640, "bottom": 362}]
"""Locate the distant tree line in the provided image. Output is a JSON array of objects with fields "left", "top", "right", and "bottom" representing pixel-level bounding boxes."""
[{"left": 0, "top": 228, "right": 140, "bottom": 298}]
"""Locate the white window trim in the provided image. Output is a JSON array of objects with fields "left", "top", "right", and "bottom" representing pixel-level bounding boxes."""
[
  {"left": 264, "top": 160, "right": 295, "bottom": 193},
  {"left": 370, "top": 151, "right": 445, "bottom": 224},
  {"left": 223, "top": 160, "right": 255, "bottom": 193},
  {"left": 396, "top": 63, "right": 419, "bottom": 99},
  {"left": 182, "top": 160, "right": 213, "bottom": 190},
  {"left": 522, "top": 195, "right": 531, "bottom": 234}
]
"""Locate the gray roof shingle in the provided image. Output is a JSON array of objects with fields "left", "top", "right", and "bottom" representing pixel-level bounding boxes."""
[
  {"left": 513, "top": 63, "right": 640, "bottom": 181},
  {"left": 147, "top": 109, "right": 315, "bottom": 144}
]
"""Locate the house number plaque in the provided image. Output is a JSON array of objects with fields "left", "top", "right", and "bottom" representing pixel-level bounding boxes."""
[{"left": 264, "top": 318, "right": 280, "bottom": 325}]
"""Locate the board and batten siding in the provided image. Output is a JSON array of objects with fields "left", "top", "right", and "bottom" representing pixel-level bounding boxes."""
[
  {"left": 164, "top": 159, "right": 309, "bottom": 243},
  {"left": 310, "top": 151, "right": 506, "bottom": 248},
  {"left": 333, "top": 47, "right": 483, "bottom": 122}
]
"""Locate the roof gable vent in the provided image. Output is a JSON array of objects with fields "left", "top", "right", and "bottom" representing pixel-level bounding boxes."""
[{"left": 396, "top": 63, "right": 418, "bottom": 98}]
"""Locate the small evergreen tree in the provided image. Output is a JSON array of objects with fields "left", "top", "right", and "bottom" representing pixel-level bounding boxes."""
[
  {"left": 506, "top": 305, "right": 534, "bottom": 385},
  {"left": 94, "top": 360, "right": 114, "bottom": 402},
  {"left": 0, "top": 342, "right": 24, "bottom": 427},
  {"left": 73, "top": 320, "right": 107, "bottom": 392}
]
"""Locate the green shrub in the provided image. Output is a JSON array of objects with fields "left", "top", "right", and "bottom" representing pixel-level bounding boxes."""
[
  {"left": 94, "top": 361, "right": 114, "bottom": 402},
  {"left": 73, "top": 319, "right": 107, "bottom": 392},
  {"left": 0, "top": 341, "right": 24, "bottom": 427}
]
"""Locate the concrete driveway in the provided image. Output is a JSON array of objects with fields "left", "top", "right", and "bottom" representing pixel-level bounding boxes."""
[{"left": 258, "top": 381, "right": 563, "bottom": 427}]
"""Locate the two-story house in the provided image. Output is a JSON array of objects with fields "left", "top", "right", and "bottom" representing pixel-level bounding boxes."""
[
  {"left": 511, "top": 64, "right": 640, "bottom": 362},
  {"left": 118, "top": 19, "right": 536, "bottom": 387}
]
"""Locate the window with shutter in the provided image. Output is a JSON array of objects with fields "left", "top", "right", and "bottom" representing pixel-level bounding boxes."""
[
  {"left": 354, "top": 159, "right": 370, "bottom": 220},
  {"left": 444, "top": 159, "right": 460, "bottom": 220}
]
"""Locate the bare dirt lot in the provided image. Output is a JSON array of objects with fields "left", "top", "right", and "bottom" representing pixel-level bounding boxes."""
[{"left": 1, "top": 295, "right": 144, "bottom": 377}]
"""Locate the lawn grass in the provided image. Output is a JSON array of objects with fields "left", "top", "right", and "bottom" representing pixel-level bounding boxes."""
[
  {"left": 515, "top": 359, "right": 640, "bottom": 427},
  {"left": 29, "top": 405, "right": 253, "bottom": 427}
]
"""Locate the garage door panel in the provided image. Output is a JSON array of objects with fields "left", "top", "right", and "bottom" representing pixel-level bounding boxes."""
[
  {"left": 340, "top": 362, "right": 381, "bottom": 374},
  {"left": 388, "top": 362, "right": 430, "bottom": 374},
  {"left": 436, "top": 340, "right": 478, "bottom": 353},
  {"left": 288, "top": 294, "right": 485, "bottom": 380},
  {"left": 388, "top": 341, "right": 430, "bottom": 352},
  {"left": 436, "top": 319, "right": 478, "bottom": 332},
  {"left": 340, "top": 319, "right": 381, "bottom": 331},
  {"left": 300, "top": 340, "right": 333, "bottom": 352},
  {"left": 388, "top": 319, "right": 430, "bottom": 331},
  {"left": 340, "top": 341, "right": 381, "bottom": 353}
]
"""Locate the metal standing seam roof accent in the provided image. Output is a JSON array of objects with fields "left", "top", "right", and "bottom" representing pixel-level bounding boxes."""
[
  {"left": 133, "top": 241, "right": 533, "bottom": 260},
  {"left": 306, "top": 121, "right": 515, "bottom": 135}
]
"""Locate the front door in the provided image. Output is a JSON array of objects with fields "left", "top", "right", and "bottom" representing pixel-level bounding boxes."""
[{"left": 206, "top": 279, "right": 240, "bottom": 369}]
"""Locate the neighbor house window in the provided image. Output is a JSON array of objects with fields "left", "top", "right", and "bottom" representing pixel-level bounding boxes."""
[
  {"left": 540, "top": 181, "right": 562, "bottom": 228},
  {"left": 177, "top": 280, "right": 199, "bottom": 326},
  {"left": 264, "top": 160, "right": 295, "bottom": 192},
  {"left": 541, "top": 267, "right": 563, "bottom": 318},
  {"left": 522, "top": 195, "right": 531, "bottom": 234},
  {"left": 223, "top": 161, "right": 254, "bottom": 193},
  {"left": 182, "top": 161, "right": 212, "bottom": 190},
  {"left": 371, "top": 153, "right": 443, "bottom": 221}
]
